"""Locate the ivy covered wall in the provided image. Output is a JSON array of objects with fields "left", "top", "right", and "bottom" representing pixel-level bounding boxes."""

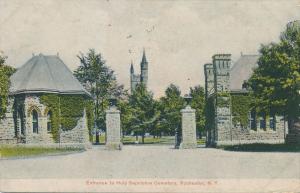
[
  {"left": 210, "top": 91, "right": 278, "bottom": 130},
  {"left": 40, "top": 94, "right": 94, "bottom": 142},
  {"left": 231, "top": 93, "right": 253, "bottom": 128},
  {"left": 206, "top": 92, "right": 255, "bottom": 130},
  {"left": 216, "top": 92, "right": 231, "bottom": 108}
]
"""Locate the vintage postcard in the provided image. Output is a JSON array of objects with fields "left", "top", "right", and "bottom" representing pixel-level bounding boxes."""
[{"left": 0, "top": 0, "right": 299, "bottom": 192}]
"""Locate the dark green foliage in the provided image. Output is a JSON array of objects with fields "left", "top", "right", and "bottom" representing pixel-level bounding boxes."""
[
  {"left": 40, "top": 94, "right": 60, "bottom": 141},
  {"left": 216, "top": 92, "right": 231, "bottom": 108},
  {"left": 248, "top": 21, "right": 300, "bottom": 127},
  {"left": 85, "top": 100, "right": 95, "bottom": 141},
  {"left": 118, "top": 98, "right": 133, "bottom": 135},
  {"left": 119, "top": 84, "right": 206, "bottom": 140},
  {"left": 0, "top": 55, "right": 16, "bottom": 119},
  {"left": 60, "top": 95, "right": 85, "bottom": 130},
  {"left": 217, "top": 92, "right": 230, "bottom": 97},
  {"left": 231, "top": 94, "right": 253, "bottom": 127},
  {"left": 205, "top": 96, "right": 215, "bottom": 131},
  {"left": 74, "top": 49, "right": 126, "bottom": 133},
  {"left": 189, "top": 85, "right": 205, "bottom": 137},
  {"left": 40, "top": 94, "right": 94, "bottom": 142},
  {"left": 128, "top": 84, "right": 157, "bottom": 143},
  {"left": 158, "top": 84, "right": 184, "bottom": 135},
  {"left": 216, "top": 96, "right": 230, "bottom": 107}
]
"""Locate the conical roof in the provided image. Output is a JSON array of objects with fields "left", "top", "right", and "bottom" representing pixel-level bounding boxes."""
[
  {"left": 9, "top": 54, "right": 90, "bottom": 96},
  {"left": 141, "top": 49, "right": 147, "bottom": 64},
  {"left": 130, "top": 60, "right": 134, "bottom": 73}
]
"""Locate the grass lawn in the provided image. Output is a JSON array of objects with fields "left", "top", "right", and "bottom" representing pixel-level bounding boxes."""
[
  {"left": 197, "top": 138, "right": 206, "bottom": 145},
  {"left": 0, "top": 147, "right": 83, "bottom": 158},
  {"left": 122, "top": 136, "right": 175, "bottom": 144},
  {"left": 218, "top": 143, "right": 300, "bottom": 152},
  {"left": 94, "top": 134, "right": 206, "bottom": 145}
]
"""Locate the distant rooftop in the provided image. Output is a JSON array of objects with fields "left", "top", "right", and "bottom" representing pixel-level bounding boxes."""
[
  {"left": 229, "top": 54, "right": 260, "bottom": 91},
  {"left": 9, "top": 53, "right": 90, "bottom": 96}
]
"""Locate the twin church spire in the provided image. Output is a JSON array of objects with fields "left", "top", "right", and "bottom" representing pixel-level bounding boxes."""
[
  {"left": 130, "top": 49, "right": 149, "bottom": 93},
  {"left": 141, "top": 49, "right": 147, "bottom": 65},
  {"left": 130, "top": 60, "right": 134, "bottom": 74}
]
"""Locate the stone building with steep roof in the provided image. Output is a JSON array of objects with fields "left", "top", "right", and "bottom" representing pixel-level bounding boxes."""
[
  {"left": 0, "top": 53, "right": 91, "bottom": 146},
  {"left": 204, "top": 53, "right": 286, "bottom": 146}
]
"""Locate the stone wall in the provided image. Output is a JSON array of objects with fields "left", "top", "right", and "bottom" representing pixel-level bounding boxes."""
[
  {"left": 0, "top": 97, "right": 17, "bottom": 144},
  {"left": 60, "top": 109, "right": 90, "bottom": 144},
  {"left": 23, "top": 95, "right": 54, "bottom": 144},
  {"left": 215, "top": 97, "right": 232, "bottom": 142},
  {"left": 0, "top": 94, "right": 90, "bottom": 146},
  {"left": 215, "top": 115, "right": 285, "bottom": 145}
]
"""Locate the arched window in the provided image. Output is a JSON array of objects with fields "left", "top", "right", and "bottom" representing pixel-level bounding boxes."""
[
  {"left": 47, "top": 111, "right": 52, "bottom": 133},
  {"left": 32, "top": 110, "right": 38, "bottom": 133}
]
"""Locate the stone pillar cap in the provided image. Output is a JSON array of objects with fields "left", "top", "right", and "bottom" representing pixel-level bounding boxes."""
[
  {"left": 181, "top": 105, "right": 196, "bottom": 113},
  {"left": 106, "top": 106, "right": 120, "bottom": 113}
]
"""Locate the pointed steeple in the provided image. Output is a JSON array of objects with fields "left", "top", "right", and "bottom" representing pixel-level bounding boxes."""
[
  {"left": 130, "top": 60, "right": 134, "bottom": 74},
  {"left": 141, "top": 48, "right": 147, "bottom": 64}
]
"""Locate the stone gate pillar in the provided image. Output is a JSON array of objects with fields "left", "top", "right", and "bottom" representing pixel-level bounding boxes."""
[
  {"left": 105, "top": 105, "right": 122, "bottom": 150},
  {"left": 180, "top": 105, "right": 197, "bottom": 149}
]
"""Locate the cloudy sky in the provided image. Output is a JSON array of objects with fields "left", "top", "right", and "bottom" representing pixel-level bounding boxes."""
[{"left": 1, "top": 0, "right": 299, "bottom": 97}]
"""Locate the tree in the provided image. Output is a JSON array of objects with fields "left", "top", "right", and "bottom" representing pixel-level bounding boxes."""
[
  {"left": 74, "top": 49, "right": 126, "bottom": 143},
  {"left": 118, "top": 94, "right": 133, "bottom": 136},
  {"left": 158, "top": 84, "right": 184, "bottom": 136},
  {"left": 128, "top": 84, "right": 157, "bottom": 143},
  {"left": 189, "top": 85, "right": 205, "bottom": 138},
  {"left": 248, "top": 21, "right": 300, "bottom": 130},
  {"left": 0, "top": 53, "right": 16, "bottom": 119}
]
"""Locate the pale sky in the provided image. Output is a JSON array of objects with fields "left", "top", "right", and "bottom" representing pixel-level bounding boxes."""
[{"left": 1, "top": 0, "right": 299, "bottom": 97}]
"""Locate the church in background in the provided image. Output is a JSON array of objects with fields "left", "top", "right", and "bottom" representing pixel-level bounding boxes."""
[{"left": 130, "top": 49, "right": 148, "bottom": 93}]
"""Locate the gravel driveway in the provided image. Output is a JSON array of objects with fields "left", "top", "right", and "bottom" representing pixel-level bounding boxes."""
[{"left": 0, "top": 145, "right": 299, "bottom": 179}]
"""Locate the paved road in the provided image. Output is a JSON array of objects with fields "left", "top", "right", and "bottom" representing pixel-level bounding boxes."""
[{"left": 0, "top": 145, "right": 299, "bottom": 179}]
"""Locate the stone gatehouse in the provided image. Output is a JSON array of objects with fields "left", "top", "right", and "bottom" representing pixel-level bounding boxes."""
[
  {"left": 0, "top": 53, "right": 91, "bottom": 146},
  {"left": 204, "top": 54, "right": 286, "bottom": 146}
]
